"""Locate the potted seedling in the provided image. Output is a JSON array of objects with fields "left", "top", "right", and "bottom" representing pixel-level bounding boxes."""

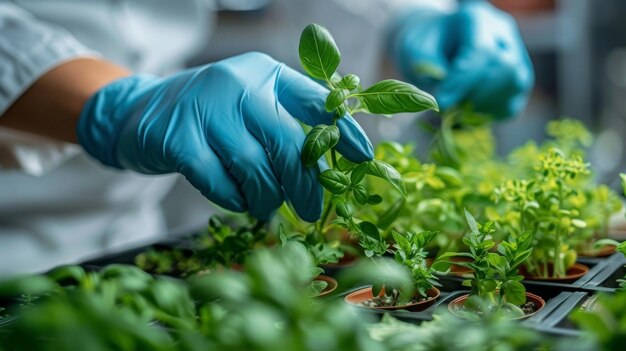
[
  {"left": 443, "top": 210, "right": 545, "bottom": 320},
  {"left": 545, "top": 119, "right": 623, "bottom": 257},
  {"left": 283, "top": 23, "right": 438, "bottom": 273},
  {"left": 277, "top": 224, "right": 339, "bottom": 298},
  {"left": 495, "top": 148, "right": 591, "bottom": 281},
  {"left": 344, "top": 229, "right": 443, "bottom": 311}
]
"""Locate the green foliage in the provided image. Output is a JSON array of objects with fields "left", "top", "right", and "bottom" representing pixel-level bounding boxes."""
[
  {"left": 441, "top": 210, "right": 532, "bottom": 318},
  {"left": 298, "top": 24, "right": 340, "bottom": 81},
  {"left": 301, "top": 124, "right": 340, "bottom": 167},
  {"left": 135, "top": 216, "right": 266, "bottom": 276},
  {"left": 494, "top": 147, "right": 591, "bottom": 278},
  {"left": 319, "top": 169, "right": 350, "bottom": 194},
  {"left": 0, "top": 243, "right": 420, "bottom": 351},
  {"left": 294, "top": 23, "right": 438, "bottom": 302},
  {"left": 351, "top": 79, "right": 438, "bottom": 114},
  {"left": 391, "top": 230, "right": 442, "bottom": 297},
  {"left": 571, "top": 292, "right": 626, "bottom": 350},
  {"left": 370, "top": 313, "right": 551, "bottom": 351}
]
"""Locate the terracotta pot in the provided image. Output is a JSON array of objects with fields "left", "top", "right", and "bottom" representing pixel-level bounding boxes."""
[
  {"left": 520, "top": 263, "right": 589, "bottom": 282},
  {"left": 344, "top": 286, "right": 440, "bottom": 312},
  {"left": 577, "top": 245, "right": 616, "bottom": 258},
  {"left": 448, "top": 292, "right": 545, "bottom": 320},
  {"left": 427, "top": 257, "right": 473, "bottom": 277},
  {"left": 313, "top": 275, "right": 338, "bottom": 298}
]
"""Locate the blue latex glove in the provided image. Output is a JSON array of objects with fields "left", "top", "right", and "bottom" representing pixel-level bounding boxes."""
[
  {"left": 391, "top": 0, "right": 534, "bottom": 119},
  {"left": 78, "top": 52, "right": 373, "bottom": 222}
]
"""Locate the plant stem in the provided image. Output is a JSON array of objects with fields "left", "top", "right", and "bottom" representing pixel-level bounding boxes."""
[
  {"left": 318, "top": 197, "right": 334, "bottom": 234},
  {"left": 331, "top": 149, "right": 338, "bottom": 169}
]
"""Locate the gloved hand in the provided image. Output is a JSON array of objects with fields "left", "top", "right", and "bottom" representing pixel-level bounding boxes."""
[
  {"left": 78, "top": 52, "right": 373, "bottom": 222},
  {"left": 390, "top": 0, "right": 534, "bottom": 119}
]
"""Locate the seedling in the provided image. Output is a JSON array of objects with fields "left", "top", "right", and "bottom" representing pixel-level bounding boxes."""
[
  {"left": 495, "top": 148, "right": 590, "bottom": 278},
  {"left": 354, "top": 227, "right": 443, "bottom": 306},
  {"left": 135, "top": 215, "right": 267, "bottom": 276},
  {"left": 296, "top": 23, "right": 438, "bottom": 243},
  {"left": 442, "top": 210, "right": 534, "bottom": 319}
]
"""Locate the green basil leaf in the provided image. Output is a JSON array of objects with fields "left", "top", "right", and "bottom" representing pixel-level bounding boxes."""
[
  {"left": 352, "top": 79, "right": 438, "bottom": 114},
  {"left": 319, "top": 169, "right": 350, "bottom": 194},
  {"left": 367, "top": 194, "right": 383, "bottom": 205},
  {"left": 364, "top": 160, "right": 406, "bottom": 196},
  {"left": 359, "top": 221, "right": 380, "bottom": 240},
  {"left": 301, "top": 124, "right": 340, "bottom": 167},
  {"left": 298, "top": 23, "right": 341, "bottom": 81},
  {"left": 337, "top": 157, "right": 356, "bottom": 172},
  {"left": 352, "top": 184, "right": 369, "bottom": 205},
  {"left": 325, "top": 88, "right": 350, "bottom": 112},
  {"left": 351, "top": 163, "right": 367, "bottom": 184},
  {"left": 337, "top": 74, "right": 360, "bottom": 90},
  {"left": 377, "top": 197, "right": 405, "bottom": 230},
  {"left": 335, "top": 201, "right": 355, "bottom": 219},
  {"left": 503, "top": 280, "right": 526, "bottom": 306}
]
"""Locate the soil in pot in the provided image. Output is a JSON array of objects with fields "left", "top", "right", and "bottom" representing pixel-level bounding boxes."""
[
  {"left": 448, "top": 292, "right": 545, "bottom": 320},
  {"left": 312, "top": 275, "right": 338, "bottom": 298},
  {"left": 519, "top": 263, "right": 589, "bottom": 282},
  {"left": 344, "top": 286, "right": 440, "bottom": 312}
]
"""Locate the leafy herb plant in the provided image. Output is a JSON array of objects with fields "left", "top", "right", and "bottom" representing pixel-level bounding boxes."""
[
  {"left": 296, "top": 23, "right": 438, "bottom": 243},
  {"left": 494, "top": 148, "right": 590, "bottom": 278},
  {"left": 135, "top": 215, "right": 266, "bottom": 276},
  {"left": 443, "top": 210, "right": 534, "bottom": 319}
]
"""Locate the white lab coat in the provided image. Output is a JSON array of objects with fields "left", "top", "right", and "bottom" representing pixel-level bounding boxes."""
[{"left": 0, "top": 0, "right": 452, "bottom": 276}]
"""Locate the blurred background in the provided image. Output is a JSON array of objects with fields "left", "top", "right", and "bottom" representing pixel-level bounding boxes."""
[{"left": 166, "top": 0, "right": 626, "bottom": 231}]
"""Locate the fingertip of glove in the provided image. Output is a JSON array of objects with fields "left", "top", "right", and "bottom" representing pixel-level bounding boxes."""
[{"left": 336, "top": 115, "right": 374, "bottom": 163}]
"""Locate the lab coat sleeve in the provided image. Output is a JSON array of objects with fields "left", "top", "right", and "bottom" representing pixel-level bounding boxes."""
[
  {"left": 0, "top": 4, "right": 98, "bottom": 176},
  {"left": 0, "top": 3, "right": 98, "bottom": 115}
]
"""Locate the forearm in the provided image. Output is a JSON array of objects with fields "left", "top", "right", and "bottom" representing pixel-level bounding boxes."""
[{"left": 0, "top": 58, "right": 130, "bottom": 144}]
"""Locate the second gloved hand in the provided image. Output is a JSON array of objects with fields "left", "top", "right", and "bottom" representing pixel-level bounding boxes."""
[
  {"left": 78, "top": 52, "right": 373, "bottom": 221},
  {"left": 391, "top": 0, "right": 534, "bottom": 119}
]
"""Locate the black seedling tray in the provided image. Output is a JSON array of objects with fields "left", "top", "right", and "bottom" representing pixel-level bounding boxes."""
[
  {"left": 532, "top": 291, "right": 592, "bottom": 337},
  {"left": 336, "top": 285, "right": 576, "bottom": 332},
  {"left": 334, "top": 287, "right": 468, "bottom": 324},
  {"left": 581, "top": 253, "right": 626, "bottom": 292}
]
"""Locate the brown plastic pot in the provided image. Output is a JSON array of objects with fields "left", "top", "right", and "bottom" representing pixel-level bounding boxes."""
[
  {"left": 448, "top": 292, "right": 545, "bottom": 320},
  {"left": 578, "top": 245, "right": 616, "bottom": 258},
  {"left": 344, "top": 286, "right": 440, "bottom": 312},
  {"left": 313, "top": 275, "right": 338, "bottom": 298},
  {"left": 520, "top": 263, "right": 589, "bottom": 282}
]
